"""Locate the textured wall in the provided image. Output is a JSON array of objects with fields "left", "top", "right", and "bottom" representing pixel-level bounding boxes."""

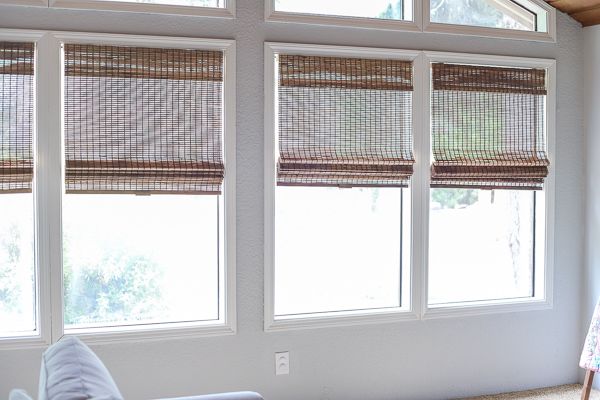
[
  {"left": 583, "top": 24, "right": 600, "bottom": 390},
  {"left": 0, "top": 2, "right": 586, "bottom": 400}
]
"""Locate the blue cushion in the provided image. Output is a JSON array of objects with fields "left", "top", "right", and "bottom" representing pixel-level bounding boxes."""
[{"left": 38, "top": 337, "right": 123, "bottom": 400}]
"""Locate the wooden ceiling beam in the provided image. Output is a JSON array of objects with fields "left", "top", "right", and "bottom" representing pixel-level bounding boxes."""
[{"left": 545, "top": 0, "right": 600, "bottom": 26}]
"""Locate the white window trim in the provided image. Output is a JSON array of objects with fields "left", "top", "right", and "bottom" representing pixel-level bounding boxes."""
[
  {"left": 264, "top": 0, "right": 421, "bottom": 32},
  {"left": 0, "top": 28, "right": 237, "bottom": 348},
  {"left": 264, "top": 43, "right": 555, "bottom": 331},
  {"left": 423, "top": 0, "right": 556, "bottom": 42},
  {"left": 49, "top": 0, "right": 235, "bottom": 18},
  {"left": 419, "top": 51, "right": 555, "bottom": 320},
  {"left": 0, "top": 0, "right": 47, "bottom": 6},
  {"left": 264, "top": 0, "right": 555, "bottom": 43},
  {"left": 0, "top": 0, "right": 235, "bottom": 18},
  {"left": 264, "top": 42, "right": 423, "bottom": 332}
]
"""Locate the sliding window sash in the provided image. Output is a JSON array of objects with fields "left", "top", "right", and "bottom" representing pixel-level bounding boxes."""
[
  {"left": 0, "top": 41, "right": 34, "bottom": 193},
  {"left": 430, "top": 63, "right": 549, "bottom": 190},
  {"left": 277, "top": 54, "right": 414, "bottom": 188},
  {"left": 63, "top": 44, "right": 225, "bottom": 195}
]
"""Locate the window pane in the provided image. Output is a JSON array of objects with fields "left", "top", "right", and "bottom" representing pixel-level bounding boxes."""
[
  {"left": 0, "top": 193, "right": 35, "bottom": 335},
  {"left": 428, "top": 189, "right": 535, "bottom": 305},
  {"left": 63, "top": 194, "right": 220, "bottom": 330},
  {"left": 88, "top": 0, "right": 224, "bottom": 7},
  {"left": 430, "top": 0, "right": 535, "bottom": 30},
  {"left": 275, "top": 0, "right": 408, "bottom": 21},
  {"left": 275, "top": 187, "right": 401, "bottom": 317}
]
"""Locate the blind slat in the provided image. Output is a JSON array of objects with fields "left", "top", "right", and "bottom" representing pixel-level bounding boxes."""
[
  {"left": 64, "top": 43, "right": 224, "bottom": 194},
  {"left": 432, "top": 63, "right": 546, "bottom": 95},
  {"left": 0, "top": 41, "right": 35, "bottom": 193},
  {"left": 279, "top": 55, "right": 413, "bottom": 91},
  {"left": 64, "top": 44, "right": 223, "bottom": 81},
  {"left": 277, "top": 54, "right": 414, "bottom": 188},
  {"left": 431, "top": 62, "right": 548, "bottom": 190}
]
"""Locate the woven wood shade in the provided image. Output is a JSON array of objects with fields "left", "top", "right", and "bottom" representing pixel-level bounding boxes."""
[
  {"left": 64, "top": 44, "right": 224, "bottom": 194},
  {"left": 278, "top": 54, "right": 414, "bottom": 188},
  {"left": 431, "top": 63, "right": 549, "bottom": 190},
  {"left": 0, "top": 41, "right": 35, "bottom": 193}
]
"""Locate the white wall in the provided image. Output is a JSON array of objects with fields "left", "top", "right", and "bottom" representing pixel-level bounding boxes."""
[
  {"left": 583, "top": 24, "right": 600, "bottom": 390},
  {"left": 0, "top": 3, "right": 585, "bottom": 400}
]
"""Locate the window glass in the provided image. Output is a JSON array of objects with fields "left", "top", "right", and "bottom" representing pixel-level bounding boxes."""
[
  {"left": 428, "top": 189, "right": 535, "bottom": 305},
  {"left": 275, "top": 0, "right": 409, "bottom": 21},
  {"left": 87, "top": 0, "right": 224, "bottom": 7},
  {"left": 430, "top": 0, "right": 536, "bottom": 31},
  {"left": 275, "top": 186, "right": 402, "bottom": 317},
  {"left": 63, "top": 194, "right": 220, "bottom": 330}
]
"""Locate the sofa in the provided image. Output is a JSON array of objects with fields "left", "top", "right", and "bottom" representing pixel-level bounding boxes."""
[{"left": 9, "top": 337, "right": 263, "bottom": 400}]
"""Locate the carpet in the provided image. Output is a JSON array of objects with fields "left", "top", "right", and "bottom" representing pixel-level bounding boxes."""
[{"left": 458, "top": 384, "right": 600, "bottom": 400}]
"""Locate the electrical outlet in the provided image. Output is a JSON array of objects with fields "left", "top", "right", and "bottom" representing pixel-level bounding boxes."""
[{"left": 275, "top": 351, "right": 289, "bottom": 375}]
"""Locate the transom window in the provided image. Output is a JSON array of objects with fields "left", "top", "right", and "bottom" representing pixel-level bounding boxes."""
[
  {"left": 274, "top": 0, "right": 411, "bottom": 21},
  {"left": 267, "top": 0, "right": 554, "bottom": 41},
  {"left": 81, "top": 0, "right": 224, "bottom": 7}
]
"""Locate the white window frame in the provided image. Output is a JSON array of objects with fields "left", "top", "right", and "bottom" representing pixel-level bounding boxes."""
[
  {"left": 49, "top": 0, "right": 235, "bottom": 18},
  {"left": 420, "top": 51, "right": 555, "bottom": 319},
  {"left": 265, "top": 0, "right": 421, "bottom": 32},
  {"left": 0, "top": 28, "right": 237, "bottom": 348},
  {"left": 423, "top": 0, "right": 555, "bottom": 41},
  {"left": 265, "top": 0, "right": 555, "bottom": 42},
  {"left": 264, "top": 43, "right": 555, "bottom": 331},
  {"left": 264, "top": 42, "right": 424, "bottom": 331},
  {"left": 0, "top": 0, "right": 235, "bottom": 18},
  {"left": 0, "top": 0, "right": 47, "bottom": 6}
]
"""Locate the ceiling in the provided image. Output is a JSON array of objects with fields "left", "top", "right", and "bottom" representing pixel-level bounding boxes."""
[{"left": 544, "top": 0, "right": 600, "bottom": 26}]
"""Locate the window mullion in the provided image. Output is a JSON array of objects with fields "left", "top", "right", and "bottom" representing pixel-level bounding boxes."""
[
  {"left": 412, "top": 52, "right": 429, "bottom": 318},
  {"left": 35, "top": 32, "right": 64, "bottom": 344}
]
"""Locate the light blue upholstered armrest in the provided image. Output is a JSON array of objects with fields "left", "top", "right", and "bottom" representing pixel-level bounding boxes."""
[{"left": 159, "top": 391, "right": 263, "bottom": 400}]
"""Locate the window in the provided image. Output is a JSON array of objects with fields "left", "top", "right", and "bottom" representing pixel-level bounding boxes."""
[
  {"left": 430, "top": 0, "right": 536, "bottom": 30},
  {"left": 265, "top": 44, "right": 417, "bottom": 328},
  {"left": 49, "top": 0, "right": 235, "bottom": 18},
  {"left": 265, "top": 0, "right": 555, "bottom": 41},
  {"left": 265, "top": 46, "right": 554, "bottom": 328},
  {"left": 61, "top": 43, "right": 226, "bottom": 333},
  {"left": 0, "top": 31, "right": 236, "bottom": 344},
  {"left": 424, "top": 54, "right": 554, "bottom": 316},
  {"left": 0, "top": 41, "right": 36, "bottom": 338},
  {"left": 274, "top": 0, "right": 412, "bottom": 22}
]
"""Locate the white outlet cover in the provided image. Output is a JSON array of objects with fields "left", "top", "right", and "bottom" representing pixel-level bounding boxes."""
[{"left": 275, "top": 351, "right": 289, "bottom": 375}]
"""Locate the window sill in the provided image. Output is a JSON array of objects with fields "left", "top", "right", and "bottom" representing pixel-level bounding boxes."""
[
  {"left": 62, "top": 321, "right": 236, "bottom": 345},
  {"left": 423, "top": 21, "right": 556, "bottom": 42},
  {"left": 266, "top": 308, "right": 419, "bottom": 332},
  {"left": 265, "top": 11, "right": 421, "bottom": 32},
  {"left": 0, "top": 0, "right": 47, "bottom": 6},
  {"left": 422, "top": 297, "right": 553, "bottom": 320},
  {"left": 0, "top": 335, "right": 50, "bottom": 351}
]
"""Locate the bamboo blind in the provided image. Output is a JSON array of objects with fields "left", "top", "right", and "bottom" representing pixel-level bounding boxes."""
[
  {"left": 431, "top": 63, "right": 549, "bottom": 190},
  {"left": 63, "top": 44, "right": 224, "bottom": 194},
  {"left": 0, "top": 42, "right": 34, "bottom": 193},
  {"left": 278, "top": 54, "right": 414, "bottom": 188}
]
